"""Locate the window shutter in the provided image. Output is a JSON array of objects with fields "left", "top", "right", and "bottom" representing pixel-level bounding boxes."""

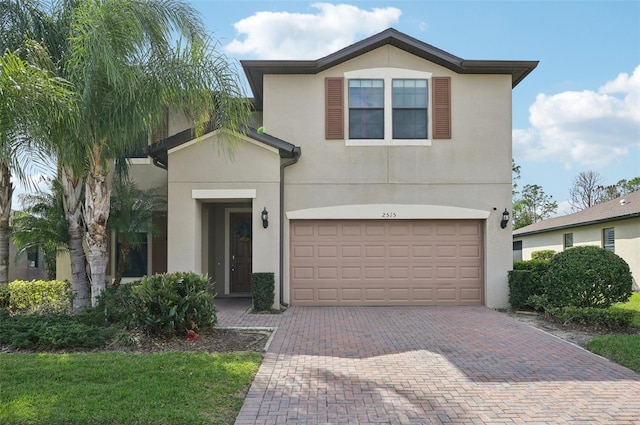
[
  {"left": 325, "top": 77, "right": 344, "bottom": 139},
  {"left": 432, "top": 77, "right": 451, "bottom": 139}
]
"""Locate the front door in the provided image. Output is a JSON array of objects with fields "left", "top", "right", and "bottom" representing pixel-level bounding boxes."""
[{"left": 230, "top": 212, "right": 252, "bottom": 293}]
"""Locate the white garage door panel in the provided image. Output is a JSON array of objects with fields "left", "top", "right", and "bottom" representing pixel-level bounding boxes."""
[{"left": 290, "top": 220, "right": 484, "bottom": 306}]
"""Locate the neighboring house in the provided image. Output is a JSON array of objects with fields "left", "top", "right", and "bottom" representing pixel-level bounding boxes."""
[
  {"left": 8, "top": 239, "right": 48, "bottom": 282},
  {"left": 513, "top": 191, "right": 640, "bottom": 290},
  {"left": 60, "top": 28, "right": 538, "bottom": 308}
]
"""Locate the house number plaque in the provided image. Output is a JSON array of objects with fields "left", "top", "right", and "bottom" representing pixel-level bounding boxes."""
[{"left": 381, "top": 212, "right": 397, "bottom": 218}]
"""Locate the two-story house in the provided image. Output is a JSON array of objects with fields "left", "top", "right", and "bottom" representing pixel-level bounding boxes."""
[{"left": 69, "top": 28, "right": 537, "bottom": 309}]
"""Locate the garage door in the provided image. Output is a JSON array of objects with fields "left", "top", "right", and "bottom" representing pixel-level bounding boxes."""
[{"left": 290, "top": 220, "right": 483, "bottom": 306}]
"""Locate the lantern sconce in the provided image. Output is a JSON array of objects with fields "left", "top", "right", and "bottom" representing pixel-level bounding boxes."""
[
  {"left": 261, "top": 207, "right": 269, "bottom": 228},
  {"left": 500, "top": 208, "right": 510, "bottom": 229}
]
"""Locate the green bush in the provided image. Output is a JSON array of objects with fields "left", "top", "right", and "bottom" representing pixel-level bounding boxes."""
[
  {"left": 90, "top": 283, "right": 138, "bottom": 328},
  {"left": 545, "top": 306, "right": 633, "bottom": 330},
  {"left": 7, "top": 280, "right": 72, "bottom": 314},
  {"left": 531, "top": 249, "right": 556, "bottom": 261},
  {"left": 0, "top": 285, "right": 9, "bottom": 310},
  {"left": 251, "top": 272, "right": 275, "bottom": 311},
  {"left": 508, "top": 260, "right": 549, "bottom": 309},
  {"left": 0, "top": 312, "right": 113, "bottom": 350},
  {"left": 544, "top": 246, "right": 632, "bottom": 308},
  {"left": 131, "top": 272, "right": 216, "bottom": 336}
]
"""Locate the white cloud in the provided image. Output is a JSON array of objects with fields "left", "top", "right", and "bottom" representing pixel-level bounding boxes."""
[
  {"left": 514, "top": 65, "right": 640, "bottom": 169},
  {"left": 225, "top": 3, "right": 402, "bottom": 59}
]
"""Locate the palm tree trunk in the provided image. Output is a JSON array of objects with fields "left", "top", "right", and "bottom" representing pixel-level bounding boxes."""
[
  {"left": 0, "top": 162, "right": 13, "bottom": 284},
  {"left": 113, "top": 240, "right": 131, "bottom": 289},
  {"left": 60, "top": 165, "right": 89, "bottom": 310},
  {"left": 85, "top": 164, "right": 111, "bottom": 306}
]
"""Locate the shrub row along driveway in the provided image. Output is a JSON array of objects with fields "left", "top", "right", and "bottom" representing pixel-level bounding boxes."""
[{"left": 216, "top": 299, "right": 640, "bottom": 424}]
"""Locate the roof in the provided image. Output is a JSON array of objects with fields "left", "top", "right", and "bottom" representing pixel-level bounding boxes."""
[
  {"left": 147, "top": 126, "right": 298, "bottom": 169},
  {"left": 513, "top": 190, "right": 640, "bottom": 237},
  {"left": 242, "top": 28, "right": 539, "bottom": 110}
]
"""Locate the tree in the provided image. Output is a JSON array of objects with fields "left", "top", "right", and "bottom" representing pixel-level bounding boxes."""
[
  {"left": 108, "top": 178, "right": 164, "bottom": 287},
  {"left": 45, "top": 0, "right": 251, "bottom": 306},
  {"left": 513, "top": 184, "right": 558, "bottom": 229},
  {"left": 569, "top": 170, "right": 604, "bottom": 212},
  {"left": 569, "top": 171, "right": 640, "bottom": 211},
  {"left": 0, "top": 48, "right": 73, "bottom": 283},
  {"left": 512, "top": 158, "right": 521, "bottom": 197}
]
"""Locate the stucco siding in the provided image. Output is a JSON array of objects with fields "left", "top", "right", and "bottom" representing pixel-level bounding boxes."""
[
  {"left": 166, "top": 132, "right": 282, "bottom": 300},
  {"left": 261, "top": 45, "right": 514, "bottom": 308}
]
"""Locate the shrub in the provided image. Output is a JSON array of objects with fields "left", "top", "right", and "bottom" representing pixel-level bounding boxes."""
[
  {"left": 90, "top": 283, "right": 138, "bottom": 328},
  {"left": 531, "top": 249, "right": 556, "bottom": 261},
  {"left": 0, "top": 313, "right": 113, "bottom": 350},
  {"left": 131, "top": 272, "right": 216, "bottom": 336},
  {"left": 544, "top": 246, "right": 632, "bottom": 309},
  {"left": 251, "top": 272, "right": 275, "bottom": 311},
  {"left": 545, "top": 306, "right": 633, "bottom": 330},
  {"left": 7, "top": 280, "right": 72, "bottom": 314},
  {"left": 0, "top": 285, "right": 9, "bottom": 310},
  {"left": 508, "top": 260, "right": 549, "bottom": 309}
]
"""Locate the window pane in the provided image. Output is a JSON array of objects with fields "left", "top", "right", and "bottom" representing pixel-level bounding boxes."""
[
  {"left": 393, "top": 109, "right": 427, "bottom": 139},
  {"left": 603, "top": 228, "right": 615, "bottom": 252},
  {"left": 117, "top": 234, "right": 148, "bottom": 277},
  {"left": 349, "top": 79, "right": 384, "bottom": 108},
  {"left": 392, "top": 79, "right": 427, "bottom": 108},
  {"left": 349, "top": 109, "right": 384, "bottom": 139}
]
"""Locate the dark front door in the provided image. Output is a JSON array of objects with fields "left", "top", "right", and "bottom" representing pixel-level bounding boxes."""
[{"left": 230, "top": 212, "right": 252, "bottom": 293}]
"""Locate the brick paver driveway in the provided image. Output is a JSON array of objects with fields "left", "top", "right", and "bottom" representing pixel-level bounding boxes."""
[{"left": 216, "top": 299, "right": 640, "bottom": 424}]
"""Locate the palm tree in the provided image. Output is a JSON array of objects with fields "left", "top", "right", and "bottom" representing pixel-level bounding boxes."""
[
  {"left": 0, "top": 48, "right": 74, "bottom": 283},
  {"left": 108, "top": 178, "right": 164, "bottom": 288},
  {"left": 11, "top": 179, "right": 70, "bottom": 280},
  {"left": 49, "top": 0, "right": 251, "bottom": 306}
]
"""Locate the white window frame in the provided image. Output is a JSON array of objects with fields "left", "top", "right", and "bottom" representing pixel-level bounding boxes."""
[
  {"left": 602, "top": 227, "right": 615, "bottom": 252},
  {"left": 344, "top": 68, "right": 432, "bottom": 146}
]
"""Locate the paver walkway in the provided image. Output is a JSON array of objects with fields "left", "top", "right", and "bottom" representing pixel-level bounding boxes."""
[{"left": 215, "top": 299, "right": 640, "bottom": 424}]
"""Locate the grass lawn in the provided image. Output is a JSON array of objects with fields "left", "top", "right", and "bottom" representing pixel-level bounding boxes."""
[
  {"left": 586, "top": 293, "right": 640, "bottom": 373},
  {"left": 0, "top": 351, "right": 262, "bottom": 425}
]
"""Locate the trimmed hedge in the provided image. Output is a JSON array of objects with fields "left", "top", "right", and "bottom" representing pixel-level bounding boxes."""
[
  {"left": 251, "top": 272, "right": 275, "bottom": 311},
  {"left": 531, "top": 250, "right": 556, "bottom": 261},
  {"left": 544, "top": 246, "right": 632, "bottom": 308},
  {"left": 508, "top": 260, "right": 549, "bottom": 309},
  {"left": 545, "top": 306, "right": 633, "bottom": 330},
  {"left": 5, "top": 280, "right": 72, "bottom": 315}
]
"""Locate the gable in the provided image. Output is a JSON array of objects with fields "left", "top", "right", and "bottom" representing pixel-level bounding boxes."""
[{"left": 243, "top": 28, "right": 538, "bottom": 110}]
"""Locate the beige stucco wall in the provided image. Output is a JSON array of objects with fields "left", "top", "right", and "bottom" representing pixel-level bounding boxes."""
[
  {"left": 166, "top": 131, "right": 282, "bottom": 302},
  {"left": 260, "top": 45, "right": 514, "bottom": 308},
  {"left": 516, "top": 217, "right": 640, "bottom": 289}
]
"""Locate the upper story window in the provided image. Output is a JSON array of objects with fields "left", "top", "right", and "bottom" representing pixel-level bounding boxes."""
[
  {"left": 348, "top": 79, "right": 384, "bottom": 139},
  {"left": 392, "top": 79, "right": 428, "bottom": 139},
  {"left": 326, "top": 68, "right": 450, "bottom": 146},
  {"left": 602, "top": 227, "right": 615, "bottom": 252}
]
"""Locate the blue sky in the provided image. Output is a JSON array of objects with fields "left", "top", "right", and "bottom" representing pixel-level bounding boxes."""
[{"left": 188, "top": 0, "right": 640, "bottom": 216}]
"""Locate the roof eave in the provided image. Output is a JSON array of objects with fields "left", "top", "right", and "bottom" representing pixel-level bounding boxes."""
[{"left": 513, "top": 213, "right": 640, "bottom": 238}]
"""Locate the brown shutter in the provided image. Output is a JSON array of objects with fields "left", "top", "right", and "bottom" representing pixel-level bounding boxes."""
[
  {"left": 325, "top": 77, "right": 344, "bottom": 139},
  {"left": 432, "top": 77, "right": 451, "bottom": 139}
]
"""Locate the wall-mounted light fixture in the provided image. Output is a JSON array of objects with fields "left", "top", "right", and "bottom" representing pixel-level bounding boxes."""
[
  {"left": 500, "top": 208, "right": 510, "bottom": 229},
  {"left": 261, "top": 207, "right": 269, "bottom": 228}
]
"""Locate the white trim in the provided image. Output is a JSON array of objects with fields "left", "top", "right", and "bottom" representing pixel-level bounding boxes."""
[
  {"left": 286, "top": 204, "right": 490, "bottom": 220},
  {"left": 126, "top": 157, "right": 151, "bottom": 165},
  {"left": 224, "top": 207, "right": 252, "bottom": 295},
  {"left": 344, "top": 67, "right": 433, "bottom": 146},
  {"left": 346, "top": 139, "right": 432, "bottom": 147},
  {"left": 192, "top": 189, "right": 257, "bottom": 200}
]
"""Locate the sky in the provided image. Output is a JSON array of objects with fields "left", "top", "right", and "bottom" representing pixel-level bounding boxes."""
[
  {"left": 185, "top": 0, "right": 640, "bottom": 216},
  {"left": 13, "top": 1, "right": 638, "bottom": 217}
]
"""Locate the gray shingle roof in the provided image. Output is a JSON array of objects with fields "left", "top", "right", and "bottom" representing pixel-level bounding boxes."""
[{"left": 513, "top": 191, "right": 640, "bottom": 236}]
